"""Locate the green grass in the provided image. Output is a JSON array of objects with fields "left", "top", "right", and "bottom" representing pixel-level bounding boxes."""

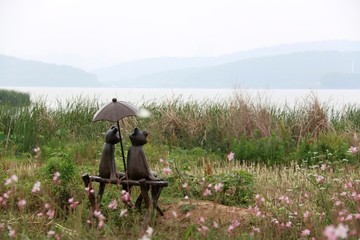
[{"left": 1, "top": 90, "right": 360, "bottom": 239}]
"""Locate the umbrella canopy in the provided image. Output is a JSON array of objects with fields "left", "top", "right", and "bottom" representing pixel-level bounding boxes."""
[
  {"left": 93, "top": 98, "right": 140, "bottom": 172},
  {"left": 93, "top": 98, "right": 139, "bottom": 122}
]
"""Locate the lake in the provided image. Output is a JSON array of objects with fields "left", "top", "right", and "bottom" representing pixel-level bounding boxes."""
[{"left": 3, "top": 86, "right": 360, "bottom": 109}]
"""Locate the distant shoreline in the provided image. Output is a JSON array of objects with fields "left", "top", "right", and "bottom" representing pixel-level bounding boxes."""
[{"left": 2, "top": 87, "right": 360, "bottom": 110}]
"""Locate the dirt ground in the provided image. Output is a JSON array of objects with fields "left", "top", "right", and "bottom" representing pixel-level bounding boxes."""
[{"left": 160, "top": 199, "right": 251, "bottom": 227}]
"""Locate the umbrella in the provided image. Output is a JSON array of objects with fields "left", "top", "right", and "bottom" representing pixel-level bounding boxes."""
[{"left": 93, "top": 98, "right": 140, "bottom": 172}]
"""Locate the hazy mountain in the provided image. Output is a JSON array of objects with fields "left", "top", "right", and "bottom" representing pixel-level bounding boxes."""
[
  {"left": 93, "top": 40, "right": 360, "bottom": 87},
  {"left": 2, "top": 40, "right": 360, "bottom": 89},
  {"left": 92, "top": 50, "right": 360, "bottom": 89},
  {"left": 0, "top": 55, "right": 100, "bottom": 87},
  {"left": 114, "top": 51, "right": 360, "bottom": 89}
]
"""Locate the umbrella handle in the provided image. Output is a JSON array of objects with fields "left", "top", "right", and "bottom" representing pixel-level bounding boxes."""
[{"left": 117, "top": 121, "right": 127, "bottom": 172}]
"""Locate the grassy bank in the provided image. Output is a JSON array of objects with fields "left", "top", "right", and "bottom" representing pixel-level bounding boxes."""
[{"left": 1, "top": 90, "right": 360, "bottom": 239}]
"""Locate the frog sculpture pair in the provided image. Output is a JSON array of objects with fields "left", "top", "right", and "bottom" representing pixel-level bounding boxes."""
[{"left": 98, "top": 126, "right": 158, "bottom": 203}]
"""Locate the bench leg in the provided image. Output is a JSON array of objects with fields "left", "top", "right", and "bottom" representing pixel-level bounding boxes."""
[
  {"left": 82, "top": 174, "right": 97, "bottom": 213},
  {"left": 135, "top": 193, "right": 143, "bottom": 209},
  {"left": 97, "top": 182, "right": 106, "bottom": 204},
  {"left": 138, "top": 179, "right": 150, "bottom": 210},
  {"left": 151, "top": 186, "right": 165, "bottom": 216}
]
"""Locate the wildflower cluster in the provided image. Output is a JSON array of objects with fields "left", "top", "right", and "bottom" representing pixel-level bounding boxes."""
[
  {"left": 247, "top": 154, "right": 360, "bottom": 239},
  {"left": 159, "top": 158, "right": 172, "bottom": 176}
]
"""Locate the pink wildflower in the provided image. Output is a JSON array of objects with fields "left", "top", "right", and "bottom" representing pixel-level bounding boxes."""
[
  {"left": 227, "top": 151, "right": 235, "bottom": 161},
  {"left": 321, "top": 164, "right": 327, "bottom": 170},
  {"left": 108, "top": 199, "right": 118, "bottom": 210},
  {"left": 213, "top": 221, "right": 219, "bottom": 228},
  {"left": 3, "top": 191, "right": 10, "bottom": 199},
  {"left": 316, "top": 175, "right": 325, "bottom": 183},
  {"left": 323, "top": 225, "right": 337, "bottom": 240},
  {"left": 163, "top": 166, "right": 172, "bottom": 175},
  {"left": 93, "top": 210, "right": 106, "bottom": 229},
  {"left": 228, "top": 224, "right": 235, "bottom": 233},
  {"left": 279, "top": 195, "right": 291, "bottom": 204},
  {"left": 32, "top": 181, "right": 41, "bottom": 193},
  {"left": 0, "top": 196, "right": 5, "bottom": 206},
  {"left": 46, "top": 209, "right": 55, "bottom": 219},
  {"left": 121, "top": 190, "right": 131, "bottom": 203},
  {"left": 231, "top": 220, "right": 240, "bottom": 228},
  {"left": 97, "top": 219, "right": 104, "bottom": 229},
  {"left": 323, "top": 224, "right": 349, "bottom": 240},
  {"left": 159, "top": 158, "right": 165, "bottom": 163},
  {"left": 203, "top": 188, "right": 212, "bottom": 197},
  {"left": 348, "top": 146, "right": 358, "bottom": 154},
  {"left": 17, "top": 199, "right": 26, "bottom": 210},
  {"left": 255, "top": 194, "right": 265, "bottom": 205},
  {"left": 8, "top": 226, "right": 16, "bottom": 238},
  {"left": 53, "top": 172, "right": 61, "bottom": 183},
  {"left": 34, "top": 146, "right": 40, "bottom": 154},
  {"left": 335, "top": 200, "right": 342, "bottom": 206},
  {"left": 68, "top": 197, "right": 79, "bottom": 209},
  {"left": 335, "top": 223, "right": 349, "bottom": 238},
  {"left": 227, "top": 219, "right": 240, "bottom": 235},
  {"left": 4, "top": 178, "right": 12, "bottom": 186},
  {"left": 85, "top": 187, "right": 95, "bottom": 195},
  {"left": 252, "top": 226, "right": 260, "bottom": 233},
  {"left": 198, "top": 225, "right": 209, "bottom": 237},
  {"left": 344, "top": 182, "right": 353, "bottom": 189},
  {"left": 345, "top": 214, "right": 353, "bottom": 221},
  {"left": 34, "top": 146, "right": 41, "bottom": 160},
  {"left": 301, "top": 229, "right": 311, "bottom": 236},
  {"left": 214, "top": 183, "right": 224, "bottom": 192},
  {"left": 5, "top": 175, "right": 18, "bottom": 186},
  {"left": 285, "top": 221, "right": 292, "bottom": 228},
  {"left": 304, "top": 210, "right": 310, "bottom": 220}
]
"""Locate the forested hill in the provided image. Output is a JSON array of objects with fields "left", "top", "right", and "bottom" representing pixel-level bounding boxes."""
[{"left": 0, "top": 55, "right": 100, "bottom": 87}]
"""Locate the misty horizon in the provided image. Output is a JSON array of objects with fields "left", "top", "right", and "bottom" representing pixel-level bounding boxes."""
[{"left": 1, "top": 0, "right": 360, "bottom": 71}]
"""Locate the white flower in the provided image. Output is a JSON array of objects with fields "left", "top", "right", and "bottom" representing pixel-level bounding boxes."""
[
  {"left": 32, "top": 181, "right": 41, "bottom": 193},
  {"left": 227, "top": 151, "right": 235, "bottom": 161},
  {"left": 335, "top": 223, "right": 349, "bottom": 239}
]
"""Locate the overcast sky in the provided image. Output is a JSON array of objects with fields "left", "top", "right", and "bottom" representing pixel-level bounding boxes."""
[{"left": 1, "top": 0, "right": 360, "bottom": 70}]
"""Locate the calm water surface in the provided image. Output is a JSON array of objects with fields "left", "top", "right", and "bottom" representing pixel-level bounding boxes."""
[{"left": 3, "top": 87, "right": 360, "bottom": 109}]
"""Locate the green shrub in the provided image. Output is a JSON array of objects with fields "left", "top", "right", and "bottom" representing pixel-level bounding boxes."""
[
  {"left": 41, "top": 152, "right": 80, "bottom": 212},
  {"left": 296, "top": 132, "right": 349, "bottom": 165},
  {"left": 174, "top": 168, "right": 254, "bottom": 207},
  {"left": 207, "top": 170, "right": 254, "bottom": 206},
  {"left": 232, "top": 132, "right": 295, "bottom": 165}
]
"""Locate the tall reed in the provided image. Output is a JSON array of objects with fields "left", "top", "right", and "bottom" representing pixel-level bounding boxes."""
[{"left": 1, "top": 90, "right": 360, "bottom": 165}]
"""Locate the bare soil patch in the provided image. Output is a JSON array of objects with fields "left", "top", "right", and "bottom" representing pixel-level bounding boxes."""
[{"left": 160, "top": 199, "right": 251, "bottom": 227}]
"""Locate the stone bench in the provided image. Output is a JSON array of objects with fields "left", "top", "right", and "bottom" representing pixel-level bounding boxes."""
[{"left": 82, "top": 173, "right": 168, "bottom": 216}]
